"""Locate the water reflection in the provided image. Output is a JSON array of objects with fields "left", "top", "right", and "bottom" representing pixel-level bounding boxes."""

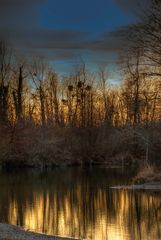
[{"left": 0, "top": 167, "right": 160, "bottom": 239}]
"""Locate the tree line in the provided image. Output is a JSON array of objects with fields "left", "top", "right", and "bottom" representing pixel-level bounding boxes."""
[{"left": 0, "top": 46, "right": 160, "bottom": 128}]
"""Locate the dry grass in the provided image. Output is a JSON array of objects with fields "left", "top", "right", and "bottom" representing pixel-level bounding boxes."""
[{"left": 133, "top": 163, "right": 161, "bottom": 184}]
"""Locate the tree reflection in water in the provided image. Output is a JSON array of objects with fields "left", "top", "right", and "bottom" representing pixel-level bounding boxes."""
[{"left": 0, "top": 167, "right": 160, "bottom": 240}]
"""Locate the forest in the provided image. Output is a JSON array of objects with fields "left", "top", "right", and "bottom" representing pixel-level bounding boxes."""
[{"left": 0, "top": 0, "right": 161, "bottom": 172}]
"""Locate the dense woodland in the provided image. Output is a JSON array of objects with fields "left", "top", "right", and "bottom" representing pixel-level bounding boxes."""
[{"left": 0, "top": 0, "right": 161, "bottom": 168}]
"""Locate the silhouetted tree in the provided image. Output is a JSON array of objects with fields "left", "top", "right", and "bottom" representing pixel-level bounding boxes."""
[{"left": 0, "top": 42, "right": 11, "bottom": 122}]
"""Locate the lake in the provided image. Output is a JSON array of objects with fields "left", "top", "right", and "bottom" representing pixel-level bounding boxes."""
[{"left": 0, "top": 167, "right": 160, "bottom": 240}]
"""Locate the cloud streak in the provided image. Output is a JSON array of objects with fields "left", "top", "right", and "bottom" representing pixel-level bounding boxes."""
[{"left": 114, "top": 0, "right": 151, "bottom": 14}]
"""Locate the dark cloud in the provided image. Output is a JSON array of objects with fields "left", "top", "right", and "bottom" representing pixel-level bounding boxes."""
[
  {"left": 0, "top": 0, "right": 132, "bottom": 63},
  {"left": 21, "top": 29, "right": 91, "bottom": 49},
  {"left": 12, "top": 27, "right": 123, "bottom": 51},
  {"left": 114, "top": 0, "right": 151, "bottom": 14},
  {"left": 0, "top": 0, "right": 45, "bottom": 49},
  {"left": 0, "top": 0, "right": 43, "bottom": 29}
]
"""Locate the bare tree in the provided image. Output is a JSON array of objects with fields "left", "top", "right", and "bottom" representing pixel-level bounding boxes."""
[
  {"left": 46, "top": 71, "right": 60, "bottom": 126},
  {"left": 30, "top": 58, "right": 48, "bottom": 127},
  {"left": 121, "top": 48, "right": 144, "bottom": 125},
  {"left": 12, "top": 65, "right": 26, "bottom": 121},
  {"left": 0, "top": 42, "right": 12, "bottom": 122}
]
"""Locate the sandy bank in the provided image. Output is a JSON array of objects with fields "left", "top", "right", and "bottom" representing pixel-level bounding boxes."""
[{"left": 0, "top": 223, "right": 80, "bottom": 240}]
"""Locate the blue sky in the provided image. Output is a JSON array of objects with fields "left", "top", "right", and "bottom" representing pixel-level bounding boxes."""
[
  {"left": 40, "top": 0, "right": 136, "bottom": 33},
  {"left": 0, "top": 0, "right": 150, "bottom": 81}
]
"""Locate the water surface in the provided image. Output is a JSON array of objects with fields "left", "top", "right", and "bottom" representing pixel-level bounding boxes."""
[{"left": 0, "top": 167, "right": 160, "bottom": 240}]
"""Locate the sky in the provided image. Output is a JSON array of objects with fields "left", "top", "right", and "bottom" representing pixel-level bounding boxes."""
[{"left": 0, "top": 0, "right": 150, "bottom": 81}]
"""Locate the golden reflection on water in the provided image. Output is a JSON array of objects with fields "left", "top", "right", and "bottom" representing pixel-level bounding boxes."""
[
  {"left": 0, "top": 168, "right": 160, "bottom": 240},
  {"left": 7, "top": 188, "right": 161, "bottom": 240}
]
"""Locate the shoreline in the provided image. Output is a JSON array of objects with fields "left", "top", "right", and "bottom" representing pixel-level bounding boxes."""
[
  {"left": 111, "top": 182, "right": 161, "bottom": 191},
  {"left": 0, "top": 158, "right": 137, "bottom": 170},
  {"left": 0, "top": 223, "right": 80, "bottom": 240}
]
